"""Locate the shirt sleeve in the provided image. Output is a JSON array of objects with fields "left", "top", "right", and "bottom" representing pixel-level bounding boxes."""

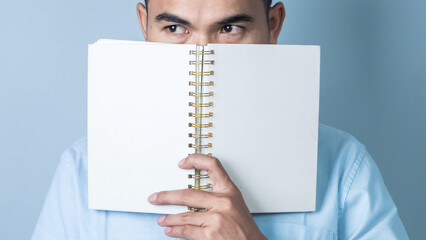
[
  {"left": 338, "top": 150, "right": 409, "bottom": 239},
  {"left": 31, "top": 153, "right": 81, "bottom": 240}
]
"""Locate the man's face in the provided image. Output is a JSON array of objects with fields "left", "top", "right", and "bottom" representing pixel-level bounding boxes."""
[{"left": 137, "top": 0, "right": 285, "bottom": 45}]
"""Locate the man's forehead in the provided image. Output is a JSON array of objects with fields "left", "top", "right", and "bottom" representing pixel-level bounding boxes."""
[{"left": 147, "top": 0, "right": 264, "bottom": 22}]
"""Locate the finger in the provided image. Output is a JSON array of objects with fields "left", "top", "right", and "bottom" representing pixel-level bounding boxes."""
[
  {"left": 149, "top": 188, "right": 218, "bottom": 209},
  {"left": 179, "top": 154, "right": 233, "bottom": 191},
  {"left": 157, "top": 211, "right": 210, "bottom": 227},
  {"left": 164, "top": 225, "right": 205, "bottom": 239}
]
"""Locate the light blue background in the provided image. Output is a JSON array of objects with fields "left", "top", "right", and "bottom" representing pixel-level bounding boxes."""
[{"left": 0, "top": 0, "right": 424, "bottom": 239}]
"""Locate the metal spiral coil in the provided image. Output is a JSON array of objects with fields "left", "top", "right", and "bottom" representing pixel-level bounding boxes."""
[{"left": 188, "top": 46, "right": 215, "bottom": 212}]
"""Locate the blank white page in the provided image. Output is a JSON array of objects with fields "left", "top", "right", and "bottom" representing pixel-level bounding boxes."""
[
  {"left": 88, "top": 40, "right": 320, "bottom": 214},
  {"left": 88, "top": 42, "right": 196, "bottom": 214},
  {"left": 205, "top": 44, "right": 320, "bottom": 213}
]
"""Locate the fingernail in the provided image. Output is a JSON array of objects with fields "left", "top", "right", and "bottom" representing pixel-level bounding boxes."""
[
  {"left": 179, "top": 157, "right": 186, "bottom": 166},
  {"left": 148, "top": 193, "right": 157, "bottom": 203},
  {"left": 165, "top": 227, "right": 171, "bottom": 234},
  {"left": 157, "top": 215, "right": 166, "bottom": 224}
]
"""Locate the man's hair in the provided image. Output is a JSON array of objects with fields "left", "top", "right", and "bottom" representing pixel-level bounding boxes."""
[{"left": 144, "top": 0, "right": 273, "bottom": 17}]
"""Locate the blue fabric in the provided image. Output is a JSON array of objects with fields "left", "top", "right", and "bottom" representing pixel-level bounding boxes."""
[{"left": 31, "top": 124, "right": 409, "bottom": 240}]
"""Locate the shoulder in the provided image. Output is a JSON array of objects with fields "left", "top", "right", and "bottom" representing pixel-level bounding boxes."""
[
  {"left": 63, "top": 136, "right": 87, "bottom": 158},
  {"left": 60, "top": 136, "right": 88, "bottom": 174},
  {"left": 318, "top": 123, "right": 366, "bottom": 156},
  {"left": 317, "top": 124, "right": 369, "bottom": 213},
  {"left": 318, "top": 123, "right": 367, "bottom": 170},
  {"left": 319, "top": 125, "right": 410, "bottom": 238},
  {"left": 317, "top": 122, "right": 367, "bottom": 175}
]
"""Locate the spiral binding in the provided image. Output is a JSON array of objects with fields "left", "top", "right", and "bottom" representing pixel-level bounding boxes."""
[
  {"left": 189, "top": 92, "right": 214, "bottom": 97},
  {"left": 188, "top": 174, "right": 210, "bottom": 179},
  {"left": 189, "top": 81, "right": 214, "bottom": 87},
  {"left": 189, "top": 60, "right": 214, "bottom": 65},
  {"left": 188, "top": 123, "right": 213, "bottom": 128},
  {"left": 188, "top": 133, "right": 213, "bottom": 138},
  {"left": 189, "top": 50, "right": 215, "bottom": 55},
  {"left": 188, "top": 143, "right": 213, "bottom": 149},
  {"left": 189, "top": 102, "right": 213, "bottom": 108},
  {"left": 188, "top": 184, "right": 212, "bottom": 190},
  {"left": 188, "top": 46, "right": 214, "bottom": 211},
  {"left": 188, "top": 112, "right": 213, "bottom": 118},
  {"left": 189, "top": 71, "right": 214, "bottom": 76}
]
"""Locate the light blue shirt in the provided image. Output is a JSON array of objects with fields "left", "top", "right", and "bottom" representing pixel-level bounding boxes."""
[{"left": 31, "top": 124, "right": 409, "bottom": 239}]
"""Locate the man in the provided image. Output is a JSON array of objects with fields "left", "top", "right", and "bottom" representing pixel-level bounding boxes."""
[{"left": 32, "top": 0, "right": 409, "bottom": 239}]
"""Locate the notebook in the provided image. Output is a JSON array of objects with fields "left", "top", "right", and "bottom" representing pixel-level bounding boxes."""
[{"left": 88, "top": 39, "right": 320, "bottom": 214}]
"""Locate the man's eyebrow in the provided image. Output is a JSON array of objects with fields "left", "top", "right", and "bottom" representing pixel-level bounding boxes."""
[
  {"left": 215, "top": 14, "right": 254, "bottom": 25},
  {"left": 155, "top": 13, "right": 193, "bottom": 27}
]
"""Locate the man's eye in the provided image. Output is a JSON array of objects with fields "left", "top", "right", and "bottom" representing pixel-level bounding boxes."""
[
  {"left": 220, "top": 25, "right": 244, "bottom": 34},
  {"left": 166, "top": 25, "right": 186, "bottom": 34}
]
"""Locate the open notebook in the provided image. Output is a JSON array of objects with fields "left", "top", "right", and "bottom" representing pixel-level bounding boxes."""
[{"left": 88, "top": 39, "right": 320, "bottom": 214}]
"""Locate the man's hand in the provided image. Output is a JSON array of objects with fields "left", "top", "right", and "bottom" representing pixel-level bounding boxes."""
[{"left": 148, "top": 153, "right": 267, "bottom": 240}]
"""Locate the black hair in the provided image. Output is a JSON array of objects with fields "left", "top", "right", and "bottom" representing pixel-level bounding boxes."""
[{"left": 144, "top": 0, "right": 272, "bottom": 17}]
